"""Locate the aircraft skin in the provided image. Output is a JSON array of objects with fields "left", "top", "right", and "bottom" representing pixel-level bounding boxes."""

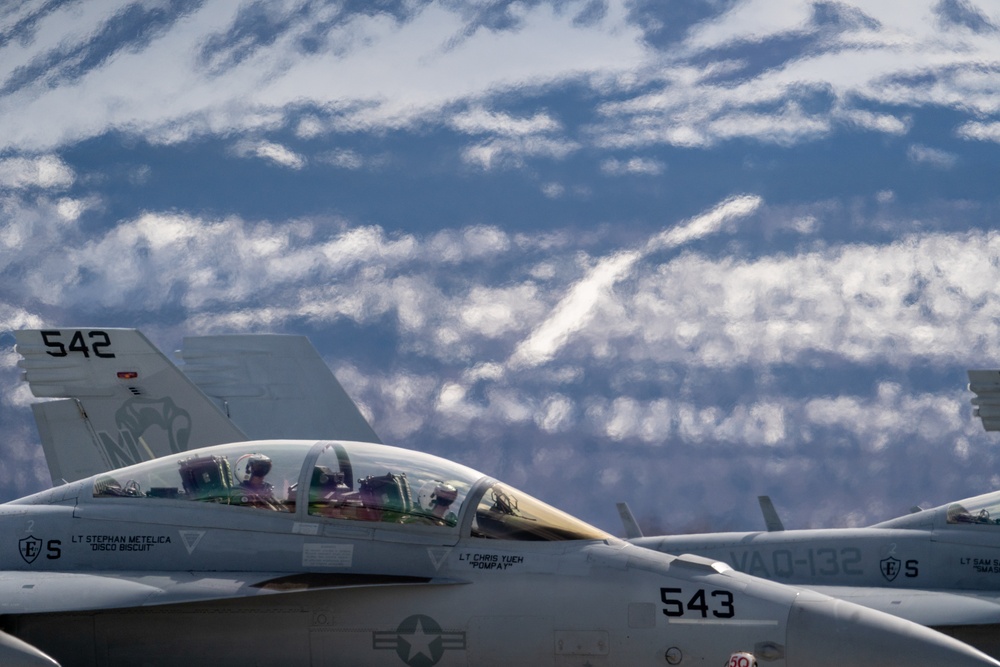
[
  {"left": 1, "top": 439, "right": 998, "bottom": 667},
  {"left": 628, "top": 493, "right": 1000, "bottom": 657}
]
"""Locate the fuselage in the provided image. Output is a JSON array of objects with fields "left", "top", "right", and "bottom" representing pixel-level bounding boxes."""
[
  {"left": 632, "top": 491, "right": 1000, "bottom": 658},
  {"left": 0, "top": 440, "right": 996, "bottom": 667},
  {"left": 635, "top": 492, "right": 1000, "bottom": 591}
]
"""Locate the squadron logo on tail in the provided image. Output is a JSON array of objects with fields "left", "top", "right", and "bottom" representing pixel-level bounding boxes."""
[{"left": 93, "top": 397, "right": 194, "bottom": 468}]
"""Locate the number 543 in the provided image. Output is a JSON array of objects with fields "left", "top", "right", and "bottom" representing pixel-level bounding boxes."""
[{"left": 660, "top": 587, "right": 735, "bottom": 618}]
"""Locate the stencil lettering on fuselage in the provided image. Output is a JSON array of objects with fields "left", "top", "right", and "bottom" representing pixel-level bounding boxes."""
[
  {"left": 730, "top": 547, "right": 865, "bottom": 579},
  {"left": 457, "top": 551, "right": 525, "bottom": 571},
  {"left": 71, "top": 534, "right": 172, "bottom": 553}
]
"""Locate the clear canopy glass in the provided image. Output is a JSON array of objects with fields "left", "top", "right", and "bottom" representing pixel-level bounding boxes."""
[
  {"left": 471, "top": 481, "right": 610, "bottom": 541},
  {"left": 88, "top": 440, "right": 610, "bottom": 541},
  {"left": 306, "top": 442, "right": 475, "bottom": 526},
  {"left": 946, "top": 491, "right": 1000, "bottom": 526}
]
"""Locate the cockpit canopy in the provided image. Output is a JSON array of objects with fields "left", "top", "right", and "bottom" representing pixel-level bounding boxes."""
[
  {"left": 946, "top": 490, "right": 1000, "bottom": 526},
  {"left": 89, "top": 440, "right": 609, "bottom": 542}
]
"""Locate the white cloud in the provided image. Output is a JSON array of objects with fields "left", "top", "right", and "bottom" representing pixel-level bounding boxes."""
[
  {"left": 0, "top": 193, "right": 82, "bottom": 271},
  {"left": 592, "top": 1, "right": 1000, "bottom": 149},
  {"left": 449, "top": 106, "right": 578, "bottom": 168},
  {"left": 450, "top": 108, "right": 561, "bottom": 136},
  {"left": 508, "top": 195, "right": 763, "bottom": 369},
  {"left": 0, "top": 0, "right": 995, "bottom": 159},
  {"left": 461, "top": 135, "right": 580, "bottom": 169},
  {"left": 600, "top": 157, "right": 665, "bottom": 176},
  {"left": 317, "top": 149, "right": 366, "bottom": 169},
  {"left": 907, "top": 143, "right": 958, "bottom": 168},
  {"left": 295, "top": 115, "right": 325, "bottom": 139},
  {"left": 0, "top": 156, "right": 74, "bottom": 189},
  {"left": 9, "top": 192, "right": 1000, "bottom": 381},
  {"left": 536, "top": 394, "right": 575, "bottom": 432},
  {"left": 0, "top": 1, "right": 649, "bottom": 152},
  {"left": 231, "top": 140, "right": 306, "bottom": 169},
  {"left": 647, "top": 194, "right": 762, "bottom": 251},
  {"left": 0, "top": 306, "right": 46, "bottom": 339},
  {"left": 804, "top": 382, "right": 966, "bottom": 446},
  {"left": 425, "top": 226, "right": 511, "bottom": 263},
  {"left": 957, "top": 120, "right": 1000, "bottom": 142},
  {"left": 508, "top": 249, "right": 642, "bottom": 368},
  {"left": 541, "top": 182, "right": 565, "bottom": 198},
  {"left": 876, "top": 189, "right": 896, "bottom": 203},
  {"left": 55, "top": 198, "right": 90, "bottom": 222},
  {"left": 684, "top": 0, "right": 815, "bottom": 51},
  {"left": 837, "top": 109, "right": 911, "bottom": 134},
  {"left": 460, "top": 284, "right": 541, "bottom": 338},
  {"left": 592, "top": 231, "right": 1000, "bottom": 369}
]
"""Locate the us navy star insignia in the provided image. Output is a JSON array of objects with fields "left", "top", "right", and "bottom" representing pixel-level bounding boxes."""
[{"left": 373, "top": 614, "right": 466, "bottom": 667}]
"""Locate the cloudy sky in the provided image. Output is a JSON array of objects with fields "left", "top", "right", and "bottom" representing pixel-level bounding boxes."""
[{"left": 2, "top": 0, "right": 1000, "bottom": 535}]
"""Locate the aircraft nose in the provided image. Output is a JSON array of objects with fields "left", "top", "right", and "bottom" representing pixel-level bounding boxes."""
[{"left": 785, "top": 594, "right": 1000, "bottom": 667}]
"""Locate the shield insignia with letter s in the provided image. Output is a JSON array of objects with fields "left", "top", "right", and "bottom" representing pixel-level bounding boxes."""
[
  {"left": 880, "top": 555, "right": 901, "bottom": 582},
  {"left": 19, "top": 535, "right": 42, "bottom": 564}
]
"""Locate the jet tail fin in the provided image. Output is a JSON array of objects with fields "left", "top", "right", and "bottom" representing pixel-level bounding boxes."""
[
  {"left": 616, "top": 502, "right": 644, "bottom": 538},
  {"left": 176, "top": 334, "right": 381, "bottom": 444},
  {"left": 757, "top": 495, "right": 785, "bottom": 532},
  {"left": 16, "top": 328, "right": 247, "bottom": 483},
  {"left": 967, "top": 370, "right": 1000, "bottom": 431},
  {"left": 19, "top": 329, "right": 381, "bottom": 484}
]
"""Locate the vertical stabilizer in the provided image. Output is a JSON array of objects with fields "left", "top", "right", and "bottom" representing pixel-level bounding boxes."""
[
  {"left": 177, "top": 334, "right": 381, "bottom": 444},
  {"left": 17, "top": 328, "right": 247, "bottom": 483},
  {"left": 616, "top": 502, "right": 644, "bottom": 538},
  {"left": 758, "top": 495, "right": 785, "bottom": 532}
]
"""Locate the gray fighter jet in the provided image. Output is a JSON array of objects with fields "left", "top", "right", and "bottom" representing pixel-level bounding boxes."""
[
  {"left": 623, "top": 491, "right": 1000, "bottom": 658},
  {"left": 9, "top": 335, "right": 1000, "bottom": 666},
  {"left": 604, "top": 371, "right": 1000, "bottom": 658},
  {"left": 5, "top": 439, "right": 999, "bottom": 667}
]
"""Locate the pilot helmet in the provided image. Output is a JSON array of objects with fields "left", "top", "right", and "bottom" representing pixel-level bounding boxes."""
[
  {"left": 417, "top": 481, "right": 438, "bottom": 510},
  {"left": 245, "top": 454, "right": 272, "bottom": 478},
  {"left": 316, "top": 466, "right": 346, "bottom": 488},
  {"left": 431, "top": 483, "right": 458, "bottom": 507}
]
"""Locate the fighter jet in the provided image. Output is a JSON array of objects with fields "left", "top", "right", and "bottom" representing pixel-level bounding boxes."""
[
  {"left": 608, "top": 371, "right": 1000, "bottom": 658},
  {"left": 16, "top": 328, "right": 379, "bottom": 484},
  {"left": 13, "top": 329, "right": 1000, "bottom": 665},
  {"left": 621, "top": 490, "right": 1000, "bottom": 657},
  {"left": 4, "top": 441, "right": 1000, "bottom": 667}
]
